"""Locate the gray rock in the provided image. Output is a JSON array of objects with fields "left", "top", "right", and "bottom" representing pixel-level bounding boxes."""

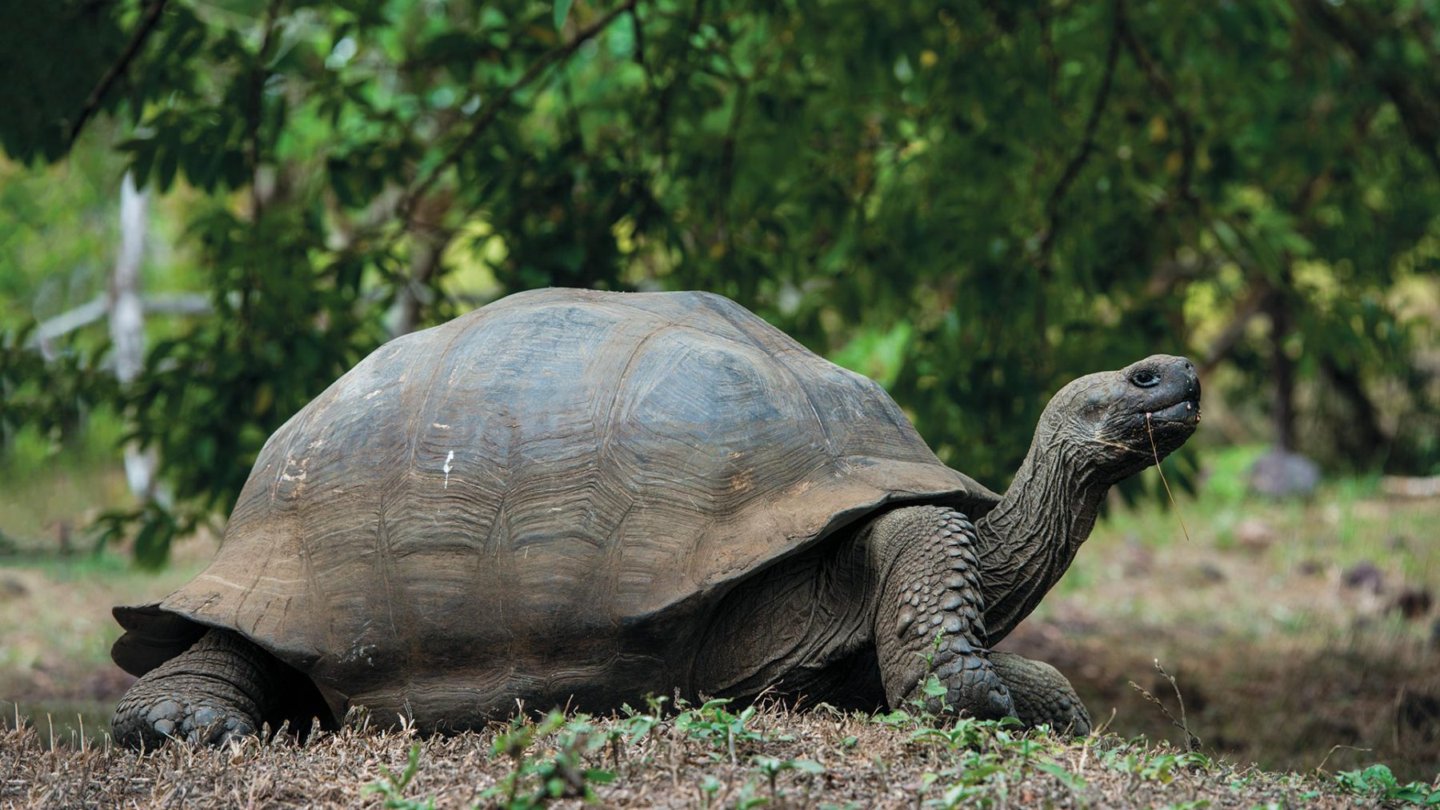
[{"left": 1248, "top": 448, "right": 1320, "bottom": 498}]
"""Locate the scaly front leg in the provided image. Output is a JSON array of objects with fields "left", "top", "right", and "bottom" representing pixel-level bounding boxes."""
[{"left": 868, "top": 506, "right": 1013, "bottom": 719}]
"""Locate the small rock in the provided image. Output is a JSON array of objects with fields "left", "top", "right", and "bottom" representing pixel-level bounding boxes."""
[
  {"left": 1380, "top": 475, "right": 1440, "bottom": 499},
  {"left": 1248, "top": 448, "right": 1321, "bottom": 498},
  {"left": 1397, "top": 690, "right": 1440, "bottom": 745},
  {"left": 0, "top": 575, "right": 28, "bottom": 600},
  {"left": 1234, "top": 518, "right": 1277, "bottom": 553},
  {"left": 1295, "top": 559, "right": 1325, "bottom": 577},
  {"left": 1341, "top": 561, "right": 1385, "bottom": 593},
  {"left": 1390, "top": 588, "right": 1434, "bottom": 620},
  {"left": 1192, "top": 562, "right": 1227, "bottom": 585}
]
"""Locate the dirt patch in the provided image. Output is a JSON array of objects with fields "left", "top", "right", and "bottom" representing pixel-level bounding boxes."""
[
  {"left": 0, "top": 547, "right": 207, "bottom": 745},
  {"left": 1005, "top": 491, "right": 1440, "bottom": 782},
  {"left": 1001, "top": 618, "right": 1440, "bottom": 781}
]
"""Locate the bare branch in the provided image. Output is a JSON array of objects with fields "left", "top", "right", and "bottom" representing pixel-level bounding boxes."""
[
  {"left": 31, "top": 299, "right": 111, "bottom": 345},
  {"left": 67, "top": 0, "right": 170, "bottom": 148},
  {"left": 1197, "top": 283, "right": 1267, "bottom": 376},
  {"left": 29, "top": 293, "right": 213, "bottom": 347},
  {"left": 141, "top": 293, "right": 213, "bottom": 317},
  {"left": 247, "top": 0, "right": 286, "bottom": 222}
]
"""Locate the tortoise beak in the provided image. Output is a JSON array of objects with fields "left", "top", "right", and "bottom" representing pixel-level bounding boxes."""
[
  {"left": 1148, "top": 397, "right": 1200, "bottom": 427},
  {"left": 1126, "top": 355, "right": 1201, "bottom": 452},
  {"left": 1141, "top": 355, "right": 1200, "bottom": 426}
]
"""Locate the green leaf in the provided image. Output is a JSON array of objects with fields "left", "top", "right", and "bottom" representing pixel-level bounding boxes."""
[
  {"left": 553, "top": 0, "right": 572, "bottom": 31},
  {"left": 922, "top": 674, "right": 948, "bottom": 698},
  {"left": 791, "top": 759, "right": 826, "bottom": 775},
  {"left": 1036, "top": 760, "right": 1087, "bottom": 792},
  {"left": 584, "top": 768, "right": 617, "bottom": 784}
]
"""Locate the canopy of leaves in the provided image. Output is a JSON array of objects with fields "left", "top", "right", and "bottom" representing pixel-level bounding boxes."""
[{"left": 1, "top": 0, "right": 1438, "bottom": 563}]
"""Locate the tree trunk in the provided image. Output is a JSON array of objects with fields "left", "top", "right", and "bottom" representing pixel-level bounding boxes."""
[
  {"left": 1321, "top": 357, "right": 1389, "bottom": 468},
  {"left": 111, "top": 171, "right": 157, "bottom": 499},
  {"left": 1264, "top": 282, "right": 1296, "bottom": 453},
  {"left": 387, "top": 192, "right": 453, "bottom": 337}
]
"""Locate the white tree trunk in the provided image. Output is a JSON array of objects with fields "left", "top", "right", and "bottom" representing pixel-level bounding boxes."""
[{"left": 111, "top": 171, "right": 157, "bottom": 499}]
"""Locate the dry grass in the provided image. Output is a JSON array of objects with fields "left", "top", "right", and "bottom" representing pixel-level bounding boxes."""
[{"left": 1, "top": 702, "right": 1402, "bottom": 808}]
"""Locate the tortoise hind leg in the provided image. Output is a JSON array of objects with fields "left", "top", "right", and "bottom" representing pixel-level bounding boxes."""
[
  {"left": 989, "top": 651, "right": 1091, "bottom": 735},
  {"left": 112, "top": 628, "right": 327, "bottom": 749}
]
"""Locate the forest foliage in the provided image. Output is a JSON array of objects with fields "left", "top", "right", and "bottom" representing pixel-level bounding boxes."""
[{"left": 1, "top": 0, "right": 1438, "bottom": 564}]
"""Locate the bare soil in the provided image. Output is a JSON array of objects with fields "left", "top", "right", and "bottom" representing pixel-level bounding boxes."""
[{"left": 1003, "top": 489, "right": 1440, "bottom": 781}]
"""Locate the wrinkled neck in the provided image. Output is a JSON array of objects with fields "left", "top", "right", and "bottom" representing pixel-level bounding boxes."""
[{"left": 974, "top": 436, "right": 1111, "bottom": 645}]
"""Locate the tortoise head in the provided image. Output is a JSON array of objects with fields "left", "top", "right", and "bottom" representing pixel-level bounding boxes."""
[{"left": 1037, "top": 354, "right": 1201, "bottom": 484}]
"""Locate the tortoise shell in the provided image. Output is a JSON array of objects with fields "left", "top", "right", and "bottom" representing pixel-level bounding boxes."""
[{"left": 114, "top": 289, "right": 997, "bottom": 725}]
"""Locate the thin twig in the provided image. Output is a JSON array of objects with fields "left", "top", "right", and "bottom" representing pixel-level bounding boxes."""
[
  {"left": 1034, "top": 0, "right": 1123, "bottom": 273},
  {"left": 1128, "top": 659, "right": 1200, "bottom": 752},
  {"left": 629, "top": 5, "right": 647, "bottom": 73},
  {"left": 1145, "top": 412, "right": 1193, "bottom": 543},
  {"left": 68, "top": 0, "right": 171, "bottom": 147},
  {"left": 397, "top": 0, "right": 640, "bottom": 225},
  {"left": 1315, "top": 743, "right": 1373, "bottom": 773}
]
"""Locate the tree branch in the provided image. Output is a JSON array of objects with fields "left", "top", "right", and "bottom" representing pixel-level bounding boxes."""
[
  {"left": 397, "top": 0, "right": 641, "bottom": 225},
  {"left": 1293, "top": 0, "right": 1440, "bottom": 175},
  {"left": 1198, "top": 282, "right": 1268, "bottom": 376},
  {"left": 67, "top": 0, "right": 170, "bottom": 148},
  {"left": 1033, "top": 0, "right": 1122, "bottom": 274},
  {"left": 247, "top": 0, "right": 286, "bottom": 222},
  {"left": 28, "top": 293, "right": 213, "bottom": 348},
  {"left": 650, "top": 0, "right": 708, "bottom": 168},
  {"left": 1115, "top": 1, "right": 1196, "bottom": 210}
]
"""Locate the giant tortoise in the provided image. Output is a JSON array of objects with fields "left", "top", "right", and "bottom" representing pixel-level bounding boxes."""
[{"left": 111, "top": 288, "right": 1200, "bottom": 747}]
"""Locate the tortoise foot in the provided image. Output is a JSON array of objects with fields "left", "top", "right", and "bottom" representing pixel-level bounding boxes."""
[
  {"left": 114, "top": 693, "right": 258, "bottom": 748},
  {"left": 918, "top": 638, "right": 1014, "bottom": 720},
  {"left": 873, "top": 507, "right": 1014, "bottom": 720},
  {"left": 112, "top": 629, "right": 275, "bottom": 749},
  {"left": 989, "top": 651, "right": 1091, "bottom": 735}
]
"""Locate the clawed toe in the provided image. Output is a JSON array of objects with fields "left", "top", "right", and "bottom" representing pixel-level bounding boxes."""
[
  {"left": 946, "top": 666, "right": 1015, "bottom": 720},
  {"left": 117, "top": 698, "right": 257, "bottom": 749},
  {"left": 987, "top": 651, "right": 1092, "bottom": 736},
  {"left": 912, "top": 650, "right": 1015, "bottom": 719}
]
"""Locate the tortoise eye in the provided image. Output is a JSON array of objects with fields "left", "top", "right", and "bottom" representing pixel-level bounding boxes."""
[{"left": 1130, "top": 369, "right": 1161, "bottom": 388}]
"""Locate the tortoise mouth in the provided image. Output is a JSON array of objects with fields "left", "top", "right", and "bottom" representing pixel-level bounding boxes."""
[
  {"left": 1105, "top": 396, "right": 1199, "bottom": 467},
  {"left": 1146, "top": 397, "right": 1201, "bottom": 427}
]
